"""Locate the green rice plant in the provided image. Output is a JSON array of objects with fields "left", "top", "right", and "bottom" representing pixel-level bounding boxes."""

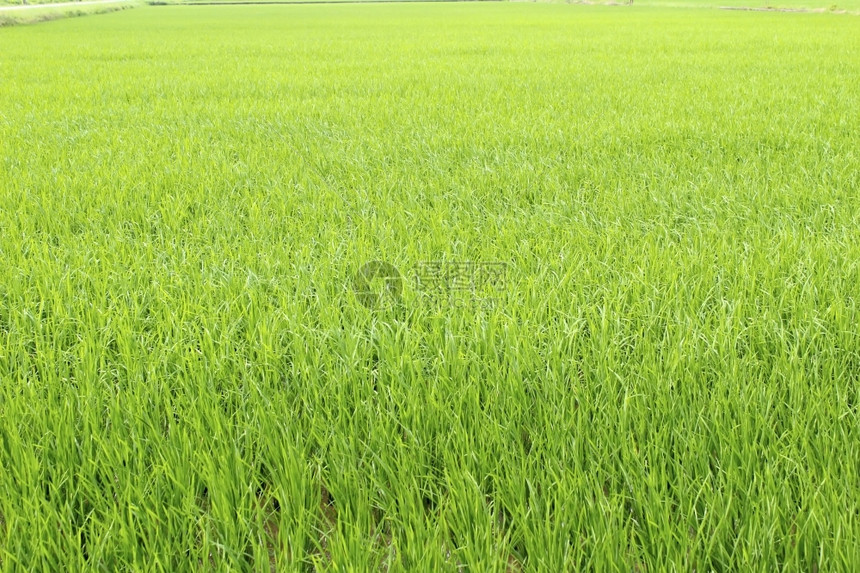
[{"left": 0, "top": 3, "right": 858, "bottom": 570}]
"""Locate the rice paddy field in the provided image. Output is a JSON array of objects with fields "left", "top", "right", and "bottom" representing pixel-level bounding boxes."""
[{"left": 1, "top": 3, "right": 859, "bottom": 571}]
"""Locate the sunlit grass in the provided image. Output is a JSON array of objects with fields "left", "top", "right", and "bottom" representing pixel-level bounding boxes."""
[{"left": 0, "top": 4, "right": 858, "bottom": 570}]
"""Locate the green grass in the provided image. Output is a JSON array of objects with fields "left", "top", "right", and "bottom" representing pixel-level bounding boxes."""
[
  {"left": 1, "top": 3, "right": 859, "bottom": 571},
  {"left": 6, "top": 0, "right": 856, "bottom": 13},
  {"left": 168, "top": 0, "right": 860, "bottom": 9},
  {"left": 579, "top": 0, "right": 860, "bottom": 11}
]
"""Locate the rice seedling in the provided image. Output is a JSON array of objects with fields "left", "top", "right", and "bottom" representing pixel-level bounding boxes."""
[{"left": 0, "top": 3, "right": 858, "bottom": 570}]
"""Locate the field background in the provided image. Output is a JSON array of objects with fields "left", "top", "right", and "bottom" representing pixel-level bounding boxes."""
[
  {"left": 1, "top": 3, "right": 859, "bottom": 571},
  {"left": 3, "top": 0, "right": 860, "bottom": 10},
  {"left": 0, "top": 1, "right": 134, "bottom": 27}
]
